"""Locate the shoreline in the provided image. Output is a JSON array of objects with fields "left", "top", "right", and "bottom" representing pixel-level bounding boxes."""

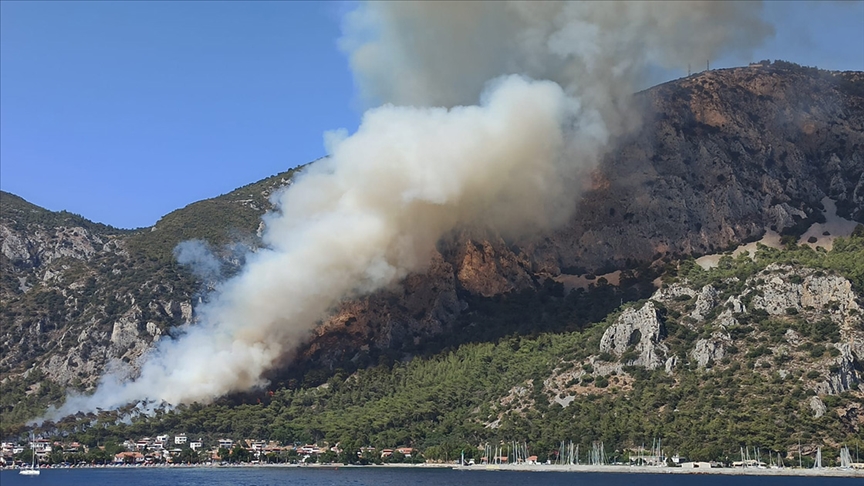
[
  {"left": 453, "top": 463, "right": 864, "bottom": 477},
  {"left": 3, "top": 462, "right": 863, "bottom": 477}
]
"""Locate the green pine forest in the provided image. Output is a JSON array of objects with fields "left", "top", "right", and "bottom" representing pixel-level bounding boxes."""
[{"left": 5, "top": 228, "right": 863, "bottom": 466}]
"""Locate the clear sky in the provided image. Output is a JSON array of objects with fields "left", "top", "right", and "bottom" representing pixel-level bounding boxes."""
[{"left": 2, "top": 1, "right": 863, "bottom": 229}]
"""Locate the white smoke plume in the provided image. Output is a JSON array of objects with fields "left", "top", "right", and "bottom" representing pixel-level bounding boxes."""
[
  {"left": 174, "top": 239, "right": 223, "bottom": 282},
  {"left": 341, "top": 2, "right": 773, "bottom": 110},
  {"left": 51, "top": 1, "right": 772, "bottom": 416}
]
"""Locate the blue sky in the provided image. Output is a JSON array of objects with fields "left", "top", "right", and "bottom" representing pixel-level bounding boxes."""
[{"left": 1, "top": 1, "right": 863, "bottom": 229}]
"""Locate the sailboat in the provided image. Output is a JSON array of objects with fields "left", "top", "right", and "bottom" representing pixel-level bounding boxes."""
[
  {"left": 840, "top": 446, "right": 852, "bottom": 469},
  {"left": 19, "top": 432, "right": 40, "bottom": 476}
]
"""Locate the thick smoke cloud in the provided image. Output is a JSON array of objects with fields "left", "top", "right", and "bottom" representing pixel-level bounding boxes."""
[
  {"left": 51, "top": 1, "right": 772, "bottom": 416},
  {"left": 341, "top": 1, "right": 773, "bottom": 110}
]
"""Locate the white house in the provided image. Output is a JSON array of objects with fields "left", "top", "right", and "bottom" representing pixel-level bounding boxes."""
[
  {"left": 218, "top": 439, "right": 234, "bottom": 450},
  {"left": 175, "top": 434, "right": 188, "bottom": 445},
  {"left": 680, "top": 461, "right": 713, "bottom": 469},
  {"left": 29, "top": 439, "right": 52, "bottom": 454},
  {"left": 298, "top": 445, "right": 321, "bottom": 455},
  {"left": 153, "top": 435, "right": 169, "bottom": 451},
  {"left": 190, "top": 439, "right": 204, "bottom": 451}
]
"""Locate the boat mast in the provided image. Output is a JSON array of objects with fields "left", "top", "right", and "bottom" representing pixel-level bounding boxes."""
[{"left": 798, "top": 440, "right": 802, "bottom": 468}]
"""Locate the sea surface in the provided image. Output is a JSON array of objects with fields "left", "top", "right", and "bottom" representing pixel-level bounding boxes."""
[{"left": 1, "top": 467, "right": 860, "bottom": 486}]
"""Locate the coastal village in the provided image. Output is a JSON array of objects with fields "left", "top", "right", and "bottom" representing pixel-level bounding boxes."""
[
  {"left": 2, "top": 434, "right": 862, "bottom": 473},
  {"left": 1, "top": 433, "right": 419, "bottom": 467}
]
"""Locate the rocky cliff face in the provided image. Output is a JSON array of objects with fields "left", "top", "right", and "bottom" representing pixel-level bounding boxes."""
[
  {"left": 537, "top": 263, "right": 862, "bottom": 426},
  {"left": 1, "top": 167, "right": 305, "bottom": 393},
  {"left": 528, "top": 65, "right": 863, "bottom": 270},
  {"left": 1, "top": 63, "right": 863, "bottom": 402},
  {"left": 0, "top": 208, "right": 193, "bottom": 386},
  {"left": 302, "top": 63, "right": 864, "bottom": 368},
  {"left": 599, "top": 301, "right": 668, "bottom": 370}
]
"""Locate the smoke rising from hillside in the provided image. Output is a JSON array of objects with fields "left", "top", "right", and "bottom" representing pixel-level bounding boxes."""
[
  {"left": 341, "top": 2, "right": 773, "bottom": 109},
  {"left": 174, "top": 240, "right": 223, "bottom": 282},
  {"left": 52, "top": 1, "right": 772, "bottom": 416}
]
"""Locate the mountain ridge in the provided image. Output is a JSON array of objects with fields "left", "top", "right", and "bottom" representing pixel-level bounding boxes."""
[{"left": 1, "top": 61, "right": 863, "bottom": 433}]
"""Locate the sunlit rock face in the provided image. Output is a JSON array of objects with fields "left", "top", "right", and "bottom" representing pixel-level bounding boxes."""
[
  {"left": 299, "top": 65, "right": 864, "bottom": 367},
  {"left": 599, "top": 301, "right": 668, "bottom": 370}
]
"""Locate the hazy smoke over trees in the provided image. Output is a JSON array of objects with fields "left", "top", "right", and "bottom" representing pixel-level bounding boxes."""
[
  {"left": 174, "top": 240, "right": 223, "bottom": 282},
  {"left": 52, "top": 1, "right": 773, "bottom": 416}
]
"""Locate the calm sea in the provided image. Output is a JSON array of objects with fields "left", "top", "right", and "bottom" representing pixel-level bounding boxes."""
[{"left": 0, "top": 467, "right": 859, "bottom": 486}]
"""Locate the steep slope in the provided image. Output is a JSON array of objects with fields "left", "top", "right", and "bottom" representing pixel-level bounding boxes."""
[
  {"left": 543, "top": 64, "right": 863, "bottom": 266},
  {"left": 1, "top": 63, "right": 863, "bottom": 427},
  {"left": 302, "top": 62, "right": 864, "bottom": 369},
  {"left": 0, "top": 167, "right": 299, "bottom": 388},
  {"left": 28, "top": 236, "right": 863, "bottom": 465}
]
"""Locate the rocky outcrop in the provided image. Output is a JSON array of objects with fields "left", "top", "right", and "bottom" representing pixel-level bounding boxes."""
[
  {"left": 784, "top": 328, "right": 802, "bottom": 346},
  {"left": 599, "top": 301, "right": 667, "bottom": 370},
  {"left": 109, "top": 306, "right": 160, "bottom": 355},
  {"left": 154, "top": 300, "right": 193, "bottom": 325},
  {"left": 815, "top": 344, "right": 860, "bottom": 396},
  {"left": 810, "top": 396, "right": 827, "bottom": 419},
  {"left": 725, "top": 295, "right": 746, "bottom": 315},
  {"left": 454, "top": 239, "right": 534, "bottom": 297},
  {"left": 652, "top": 283, "right": 696, "bottom": 302},
  {"left": 714, "top": 308, "right": 739, "bottom": 329},
  {"left": 650, "top": 264, "right": 863, "bottom": 396},
  {"left": 0, "top": 225, "right": 32, "bottom": 264},
  {"left": 664, "top": 356, "right": 678, "bottom": 374},
  {"left": 749, "top": 271, "right": 804, "bottom": 315},
  {"left": 38, "top": 302, "right": 170, "bottom": 386},
  {"left": 750, "top": 264, "right": 861, "bottom": 331},
  {"left": 691, "top": 332, "right": 731, "bottom": 368},
  {"left": 691, "top": 285, "right": 719, "bottom": 321},
  {"left": 1, "top": 224, "right": 102, "bottom": 270}
]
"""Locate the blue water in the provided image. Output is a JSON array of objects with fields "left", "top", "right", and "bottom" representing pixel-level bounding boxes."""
[{"left": 0, "top": 467, "right": 858, "bottom": 485}]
